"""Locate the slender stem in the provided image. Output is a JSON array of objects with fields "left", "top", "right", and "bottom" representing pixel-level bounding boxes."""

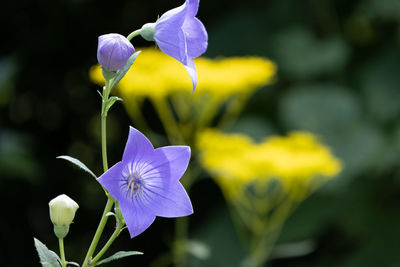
[
  {"left": 173, "top": 166, "right": 200, "bottom": 267},
  {"left": 91, "top": 224, "right": 123, "bottom": 265},
  {"left": 82, "top": 80, "right": 115, "bottom": 267},
  {"left": 101, "top": 113, "right": 108, "bottom": 171},
  {"left": 82, "top": 197, "right": 114, "bottom": 267},
  {"left": 174, "top": 217, "right": 188, "bottom": 267},
  {"left": 249, "top": 199, "right": 293, "bottom": 267},
  {"left": 101, "top": 82, "right": 110, "bottom": 172},
  {"left": 59, "top": 238, "right": 67, "bottom": 267},
  {"left": 127, "top": 29, "right": 142, "bottom": 41},
  {"left": 153, "top": 97, "right": 185, "bottom": 144},
  {"left": 125, "top": 97, "right": 151, "bottom": 132},
  {"left": 217, "top": 93, "right": 251, "bottom": 130}
]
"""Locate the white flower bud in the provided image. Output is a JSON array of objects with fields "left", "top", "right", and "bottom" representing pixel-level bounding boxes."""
[{"left": 49, "top": 194, "right": 79, "bottom": 227}]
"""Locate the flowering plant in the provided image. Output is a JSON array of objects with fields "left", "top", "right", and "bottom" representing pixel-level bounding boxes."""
[
  {"left": 89, "top": 45, "right": 342, "bottom": 266},
  {"left": 33, "top": 0, "right": 207, "bottom": 266}
]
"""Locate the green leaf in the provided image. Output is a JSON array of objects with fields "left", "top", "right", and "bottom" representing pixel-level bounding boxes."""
[
  {"left": 95, "top": 251, "right": 143, "bottom": 266},
  {"left": 67, "top": 262, "right": 79, "bottom": 266},
  {"left": 106, "top": 212, "right": 115, "bottom": 217},
  {"left": 109, "top": 51, "right": 141, "bottom": 92},
  {"left": 57, "top": 155, "right": 97, "bottom": 179},
  {"left": 105, "top": 96, "right": 124, "bottom": 114},
  {"left": 34, "top": 238, "right": 61, "bottom": 267}
]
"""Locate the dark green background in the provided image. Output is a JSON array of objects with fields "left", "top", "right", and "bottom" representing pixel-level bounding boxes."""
[{"left": 1, "top": 0, "right": 400, "bottom": 266}]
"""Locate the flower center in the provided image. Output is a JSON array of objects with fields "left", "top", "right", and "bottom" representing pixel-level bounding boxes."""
[{"left": 126, "top": 172, "right": 143, "bottom": 199}]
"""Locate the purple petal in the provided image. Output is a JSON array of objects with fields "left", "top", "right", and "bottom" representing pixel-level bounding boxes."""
[
  {"left": 119, "top": 199, "right": 156, "bottom": 238},
  {"left": 183, "top": 57, "right": 197, "bottom": 92},
  {"left": 97, "top": 34, "right": 135, "bottom": 71},
  {"left": 144, "top": 181, "right": 193, "bottom": 218},
  {"left": 157, "top": 1, "right": 187, "bottom": 25},
  {"left": 186, "top": 0, "right": 199, "bottom": 18},
  {"left": 97, "top": 162, "right": 125, "bottom": 200},
  {"left": 147, "top": 146, "right": 191, "bottom": 181},
  {"left": 122, "top": 127, "right": 154, "bottom": 164},
  {"left": 155, "top": 3, "right": 188, "bottom": 63},
  {"left": 183, "top": 17, "right": 208, "bottom": 58}
]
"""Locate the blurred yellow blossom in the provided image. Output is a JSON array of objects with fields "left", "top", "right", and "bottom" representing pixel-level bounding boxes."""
[
  {"left": 196, "top": 129, "right": 342, "bottom": 265},
  {"left": 90, "top": 47, "right": 276, "bottom": 144},
  {"left": 90, "top": 47, "right": 276, "bottom": 99},
  {"left": 197, "top": 129, "right": 341, "bottom": 198}
]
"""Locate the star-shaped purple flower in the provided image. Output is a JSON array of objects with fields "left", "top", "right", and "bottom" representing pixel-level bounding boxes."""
[
  {"left": 97, "top": 127, "right": 193, "bottom": 238},
  {"left": 141, "top": 0, "right": 208, "bottom": 92}
]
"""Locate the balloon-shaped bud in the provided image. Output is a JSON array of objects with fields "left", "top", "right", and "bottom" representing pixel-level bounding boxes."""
[
  {"left": 49, "top": 194, "right": 79, "bottom": 226},
  {"left": 49, "top": 194, "right": 79, "bottom": 238},
  {"left": 97, "top": 33, "right": 135, "bottom": 72}
]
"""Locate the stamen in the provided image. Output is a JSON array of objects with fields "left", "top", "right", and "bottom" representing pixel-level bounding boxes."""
[{"left": 126, "top": 172, "right": 143, "bottom": 199}]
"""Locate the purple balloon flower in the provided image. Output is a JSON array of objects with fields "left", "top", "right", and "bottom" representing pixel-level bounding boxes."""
[
  {"left": 97, "top": 33, "right": 135, "bottom": 72},
  {"left": 141, "top": 0, "right": 208, "bottom": 91},
  {"left": 97, "top": 127, "right": 193, "bottom": 238}
]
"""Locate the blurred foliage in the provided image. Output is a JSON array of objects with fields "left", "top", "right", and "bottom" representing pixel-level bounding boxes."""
[{"left": 1, "top": 0, "right": 400, "bottom": 266}]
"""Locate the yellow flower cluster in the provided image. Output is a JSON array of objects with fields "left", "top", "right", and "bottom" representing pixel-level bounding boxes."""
[
  {"left": 90, "top": 47, "right": 277, "bottom": 145},
  {"left": 89, "top": 47, "right": 276, "bottom": 100},
  {"left": 196, "top": 129, "right": 342, "bottom": 199}
]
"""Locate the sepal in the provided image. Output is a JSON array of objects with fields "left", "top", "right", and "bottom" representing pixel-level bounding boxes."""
[
  {"left": 108, "top": 51, "right": 141, "bottom": 92},
  {"left": 53, "top": 225, "right": 70, "bottom": 239},
  {"left": 140, "top": 23, "right": 156, "bottom": 41},
  {"left": 101, "top": 69, "right": 117, "bottom": 81},
  {"left": 114, "top": 201, "right": 125, "bottom": 226}
]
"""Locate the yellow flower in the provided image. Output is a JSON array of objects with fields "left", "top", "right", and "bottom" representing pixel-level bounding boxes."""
[
  {"left": 196, "top": 129, "right": 342, "bottom": 199},
  {"left": 197, "top": 130, "right": 341, "bottom": 265},
  {"left": 90, "top": 47, "right": 277, "bottom": 144},
  {"left": 89, "top": 47, "right": 277, "bottom": 100}
]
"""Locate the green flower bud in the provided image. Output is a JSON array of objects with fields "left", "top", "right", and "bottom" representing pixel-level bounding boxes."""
[
  {"left": 140, "top": 23, "right": 156, "bottom": 41},
  {"left": 49, "top": 194, "right": 79, "bottom": 227}
]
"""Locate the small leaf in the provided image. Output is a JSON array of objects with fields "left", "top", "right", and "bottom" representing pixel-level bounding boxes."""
[
  {"left": 34, "top": 238, "right": 61, "bottom": 267},
  {"left": 67, "top": 262, "right": 80, "bottom": 267},
  {"left": 57, "top": 155, "right": 97, "bottom": 179},
  {"left": 111, "top": 96, "right": 123, "bottom": 102},
  {"left": 109, "top": 51, "right": 141, "bottom": 91},
  {"left": 105, "top": 96, "right": 124, "bottom": 114},
  {"left": 95, "top": 251, "right": 143, "bottom": 266},
  {"left": 106, "top": 212, "right": 116, "bottom": 217}
]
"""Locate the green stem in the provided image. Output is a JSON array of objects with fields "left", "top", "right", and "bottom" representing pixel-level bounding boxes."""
[
  {"left": 174, "top": 217, "right": 188, "bottom": 267},
  {"left": 59, "top": 238, "right": 67, "bottom": 267},
  {"left": 82, "top": 80, "right": 115, "bottom": 267},
  {"left": 82, "top": 197, "right": 115, "bottom": 267},
  {"left": 173, "top": 167, "right": 200, "bottom": 267},
  {"left": 127, "top": 29, "right": 142, "bottom": 41},
  {"left": 91, "top": 224, "right": 123, "bottom": 265},
  {"left": 153, "top": 97, "right": 185, "bottom": 144},
  {"left": 249, "top": 199, "right": 293, "bottom": 267},
  {"left": 101, "top": 81, "right": 110, "bottom": 172}
]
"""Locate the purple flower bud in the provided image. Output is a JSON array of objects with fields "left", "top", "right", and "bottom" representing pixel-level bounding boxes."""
[{"left": 97, "top": 33, "right": 135, "bottom": 72}]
